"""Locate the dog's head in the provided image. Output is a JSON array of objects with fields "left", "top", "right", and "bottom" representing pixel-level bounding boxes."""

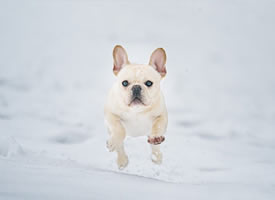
[{"left": 112, "top": 45, "right": 167, "bottom": 107}]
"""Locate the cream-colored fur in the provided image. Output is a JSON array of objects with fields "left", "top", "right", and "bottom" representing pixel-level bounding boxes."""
[{"left": 104, "top": 45, "right": 168, "bottom": 169}]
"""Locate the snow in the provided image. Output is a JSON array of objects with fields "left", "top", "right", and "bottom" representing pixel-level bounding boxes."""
[{"left": 1, "top": 0, "right": 275, "bottom": 199}]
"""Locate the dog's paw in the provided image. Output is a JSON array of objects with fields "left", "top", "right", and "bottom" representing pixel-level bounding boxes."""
[
  {"left": 147, "top": 136, "right": 165, "bottom": 145},
  {"left": 117, "top": 154, "right": 128, "bottom": 170},
  {"left": 151, "top": 151, "right": 163, "bottom": 164},
  {"left": 106, "top": 138, "right": 119, "bottom": 152}
]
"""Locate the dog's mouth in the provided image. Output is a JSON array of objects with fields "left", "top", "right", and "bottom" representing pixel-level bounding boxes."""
[{"left": 129, "top": 97, "right": 145, "bottom": 106}]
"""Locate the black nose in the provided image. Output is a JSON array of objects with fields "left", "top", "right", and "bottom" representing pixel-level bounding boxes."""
[{"left": 132, "top": 85, "right": 142, "bottom": 97}]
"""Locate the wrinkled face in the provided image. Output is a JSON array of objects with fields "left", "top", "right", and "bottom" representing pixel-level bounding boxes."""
[
  {"left": 112, "top": 45, "right": 167, "bottom": 108},
  {"left": 117, "top": 64, "right": 161, "bottom": 107}
]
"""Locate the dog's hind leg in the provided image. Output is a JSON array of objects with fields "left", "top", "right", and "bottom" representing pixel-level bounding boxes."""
[
  {"left": 115, "top": 143, "right": 128, "bottom": 169},
  {"left": 148, "top": 114, "right": 167, "bottom": 164},
  {"left": 105, "top": 113, "right": 128, "bottom": 169},
  {"left": 151, "top": 144, "right": 163, "bottom": 164}
]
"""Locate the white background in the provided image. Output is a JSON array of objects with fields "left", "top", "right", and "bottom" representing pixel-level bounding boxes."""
[{"left": 0, "top": 0, "right": 275, "bottom": 199}]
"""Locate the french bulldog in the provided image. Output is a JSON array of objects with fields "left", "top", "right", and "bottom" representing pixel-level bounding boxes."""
[{"left": 104, "top": 45, "right": 168, "bottom": 169}]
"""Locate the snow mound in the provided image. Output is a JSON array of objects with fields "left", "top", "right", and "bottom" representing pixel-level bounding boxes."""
[{"left": 0, "top": 137, "right": 24, "bottom": 157}]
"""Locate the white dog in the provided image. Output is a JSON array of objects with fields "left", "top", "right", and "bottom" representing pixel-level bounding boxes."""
[{"left": 104, "top": 45, "right": 168, "bottom": 169}]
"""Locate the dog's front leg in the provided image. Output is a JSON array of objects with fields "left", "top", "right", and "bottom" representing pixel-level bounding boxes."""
[
  {"left": 105, "top": 113, "right": 128, "bottom": 169},
  {"left": 148, "top": 115, "right": 167, "bottom": 164}
]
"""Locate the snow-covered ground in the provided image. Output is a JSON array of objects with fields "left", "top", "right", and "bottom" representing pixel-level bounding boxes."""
[{"left": 1, "top": 0, "right": 275, "bottom": 199}]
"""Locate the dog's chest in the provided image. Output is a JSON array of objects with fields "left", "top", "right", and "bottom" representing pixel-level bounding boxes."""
[{"left": 121, "top": 112, "right": 152, "bottom": 137}]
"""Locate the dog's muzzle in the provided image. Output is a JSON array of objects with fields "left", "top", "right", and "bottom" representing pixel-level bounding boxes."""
[
  {"left": 130, "top": 85, "right": 144, "bottom": 105},
  {"left": 131, "top": 85, "right": 142, "bottom": 98}
]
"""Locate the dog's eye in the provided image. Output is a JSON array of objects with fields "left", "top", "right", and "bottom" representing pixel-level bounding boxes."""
[
  {"left": 122, "top": 80, "right": 129, "bottom": 87},
  {"left": 145, "top": 80, "right": 153, "bottom": 87}
]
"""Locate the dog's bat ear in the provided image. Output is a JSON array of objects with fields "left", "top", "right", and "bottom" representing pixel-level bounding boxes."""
[
  {"left": 149, "top": 48, "right": 167, "bottom": 77},
  {"left": 113, "top": 45, "right": 129, "bottom": 75}
]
